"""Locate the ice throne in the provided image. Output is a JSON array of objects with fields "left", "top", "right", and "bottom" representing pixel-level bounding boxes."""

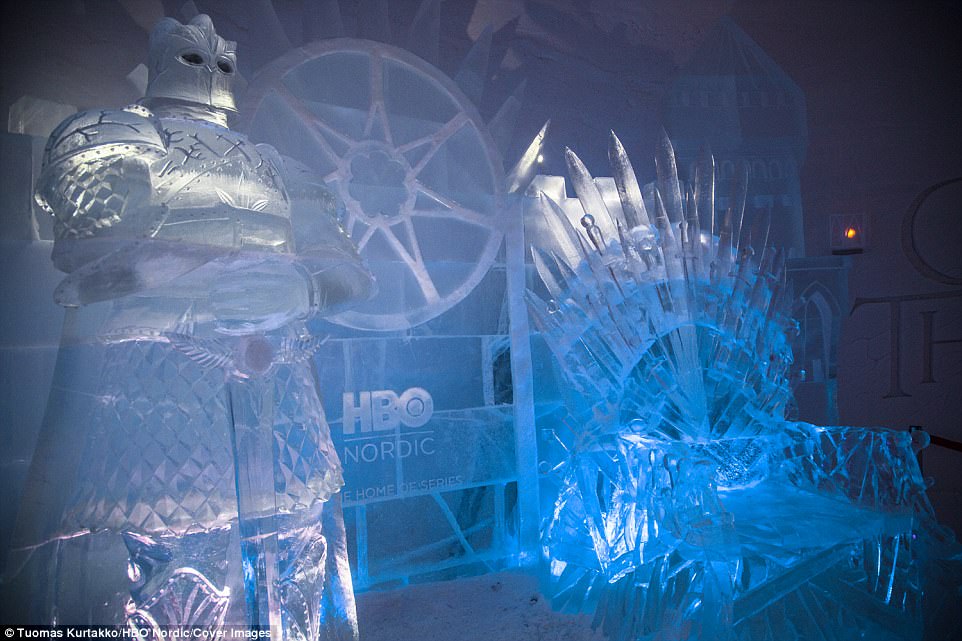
[{"left": 530, "top": 132, "right": 960, "bottom": 641}]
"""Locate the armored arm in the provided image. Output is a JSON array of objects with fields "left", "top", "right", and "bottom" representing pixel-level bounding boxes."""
[
  {"left": 196, "top": 151, "right": 373, "bottom": 335},
  {"left": 35, "top": 105, "right": 168, "bottom": 275},
  {"left": 278, "top": 153, "right": 376, "bottom": 316}
]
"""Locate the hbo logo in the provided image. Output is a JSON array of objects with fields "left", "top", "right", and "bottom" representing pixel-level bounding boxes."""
[{"left": 342, "top": 387, "right": 434, "bottom": 434}]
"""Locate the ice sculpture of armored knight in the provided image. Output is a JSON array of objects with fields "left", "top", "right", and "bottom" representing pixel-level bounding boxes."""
[{"left": 10, "top": 15, "right": 372, "bottom": 637}]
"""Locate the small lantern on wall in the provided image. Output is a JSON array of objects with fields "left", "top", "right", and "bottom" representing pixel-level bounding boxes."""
[{"left": 831, "top": 213, "right": 867, "bottom": 254}]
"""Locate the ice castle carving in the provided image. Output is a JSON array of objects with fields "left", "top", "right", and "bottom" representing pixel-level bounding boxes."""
[
  {"left": 529, "top": 132, "right": 959, "bottom": 640},
  {"left": 9, "top": 14, "right": 372, "bottom": 638}
]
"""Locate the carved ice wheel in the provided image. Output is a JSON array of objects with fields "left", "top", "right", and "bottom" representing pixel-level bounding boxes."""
[{"left": 242, "top": 39, "right": 505, "bottom": 331}]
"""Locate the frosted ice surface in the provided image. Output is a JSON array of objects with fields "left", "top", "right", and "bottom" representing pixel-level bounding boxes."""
[
  {"left": 7, "top": 95, "right": 77, "bottom": 138},
  {"left": 530, "top": 132, "right": 960, "bottom": 640}
]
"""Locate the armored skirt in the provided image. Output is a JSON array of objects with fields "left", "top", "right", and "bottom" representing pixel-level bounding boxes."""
[
  {"left": 64, "top": 337, "right": 342, "bottom": 535},
  {"left": 7, "top": 308, "right": 357, "bottom": 637}
]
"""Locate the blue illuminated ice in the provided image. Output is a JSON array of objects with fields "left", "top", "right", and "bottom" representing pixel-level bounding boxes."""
[
  {"left": 7, "top": 15, "right": 371, "bottom": 638},
  {"left": 529, "top": 132, "right": 960, "bottom": 640}
]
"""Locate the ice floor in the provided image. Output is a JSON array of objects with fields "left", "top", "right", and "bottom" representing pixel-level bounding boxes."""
[{"left": 356, "top": 571, "right": 604, "bottom": 641}]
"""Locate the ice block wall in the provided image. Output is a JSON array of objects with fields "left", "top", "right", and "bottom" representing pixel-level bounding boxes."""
[{"left": 0, "top": 119, "right": 66, "bottom": 582}]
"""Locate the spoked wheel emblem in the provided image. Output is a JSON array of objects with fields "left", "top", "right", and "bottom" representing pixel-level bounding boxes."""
[{"left": 242, "top": 39, "right": 505, "bottom": 331}]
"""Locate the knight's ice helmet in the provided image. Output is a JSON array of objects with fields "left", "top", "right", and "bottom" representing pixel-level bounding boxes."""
[{"left": 144, "top": 14, "right": 238, "bottom": 112}]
